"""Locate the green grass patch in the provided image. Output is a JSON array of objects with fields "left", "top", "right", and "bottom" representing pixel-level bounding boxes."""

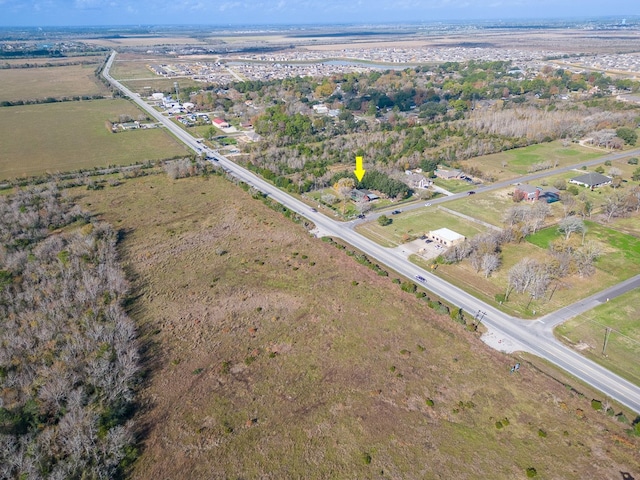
[
  {"left": 356, "top": 207, "right": 486, "bottom": 247},
  {"left": 461, "top": 141, "right": 603, "bottom": 182},
  {"left": 555, "top": 288, "right": 640, "bottom": 386}
]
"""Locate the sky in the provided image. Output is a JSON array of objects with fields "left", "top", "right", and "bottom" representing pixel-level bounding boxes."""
[{"left": 0, "top": 0, "right": 638, "bottom": 27}]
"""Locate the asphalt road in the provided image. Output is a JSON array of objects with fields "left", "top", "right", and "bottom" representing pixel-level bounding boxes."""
[{"left": 103, "top": 52, "right": 640, "bottom": 414}]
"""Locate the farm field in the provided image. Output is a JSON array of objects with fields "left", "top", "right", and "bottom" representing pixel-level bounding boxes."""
[
  {"left": 461, "top": 141, "right": 603, "bottom": 182},
  {"left": 0, "top": 55, "right": 106, "bottom": 66},
  {"left": 556, "top": 288, "right": 640, "bottom": 387},
  {"left": 110, "top": 58, "right": 166, "bottom": 80},
  {"left": 120, "top": 77, "right": 202, "bottom": 95},
  {"left": 0, "top": 63, "right": 109, "bottom": 102},
  {"left": 72, "top": 172, "right": 640, "bottom": 479},
  {"left": 0, "top": 99, "right": 187, "bottom": 179}
]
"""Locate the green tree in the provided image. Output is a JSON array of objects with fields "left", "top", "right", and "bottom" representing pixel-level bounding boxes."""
[
  {"left": 632, "top": 167, "right": 640, "bottom": 181},
  {"left": 616, "top": 127, "right": 638, "bottom": 146}
]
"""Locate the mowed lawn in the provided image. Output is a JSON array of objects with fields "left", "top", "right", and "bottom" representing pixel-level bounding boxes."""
[
  {"left": 0, "top": 64, "right": 110, "bottom": 102},
  {"left": 357, "top": 206, "right": 487, "bottom": 247},
  {"left": 461, "top": 141, "right": 603, "bottom": 181},
  {"left": 556, "top": 288, "right": 640, "bottom": 386},
  {"left": 0, "top": 100, "right": 188, "bottom": 180}
]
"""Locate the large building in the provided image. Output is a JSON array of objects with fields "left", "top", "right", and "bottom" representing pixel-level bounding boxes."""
[{"left": 427, "top": 228, "right": 465, "bottom": 247}]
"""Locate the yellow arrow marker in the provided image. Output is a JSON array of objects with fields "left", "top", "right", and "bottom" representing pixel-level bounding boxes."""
[{"left": 354, "top": 156, "right": 366, "bottom": 182}]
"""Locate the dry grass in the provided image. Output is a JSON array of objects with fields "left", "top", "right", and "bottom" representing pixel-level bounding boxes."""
[
  {"left": 0, "top": 100, "right": 188, "bottom": 180},
  {"left": 0, "top": 64, "right": 109, "bottom": 102},
  {"left": 72, "top": 172, "right": 640, "bottom": 479}
]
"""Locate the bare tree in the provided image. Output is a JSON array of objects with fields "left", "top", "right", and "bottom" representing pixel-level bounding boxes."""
[{"left": 557, "top": 215, "right": 586, "bottom": 241}]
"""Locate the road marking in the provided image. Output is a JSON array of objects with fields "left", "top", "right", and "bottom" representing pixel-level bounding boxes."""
[{"left": 538, "top": 320, "right": 545, "bottom": 324}]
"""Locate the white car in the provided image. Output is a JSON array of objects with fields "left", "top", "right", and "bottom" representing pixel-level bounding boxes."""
[{"left": 425, "top": 202, "right": 432, "bottom": 207}]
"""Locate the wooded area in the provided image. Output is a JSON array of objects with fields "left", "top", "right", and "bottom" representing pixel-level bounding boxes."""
[{"left": 0, "top": 186, "right": 138, "bottom": 479}]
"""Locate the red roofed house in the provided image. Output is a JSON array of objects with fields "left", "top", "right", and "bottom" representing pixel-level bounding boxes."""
[{"left": 212, "top": 118, "right": 229, "bottom": 128}]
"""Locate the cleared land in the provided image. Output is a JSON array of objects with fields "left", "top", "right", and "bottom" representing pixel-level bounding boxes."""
[
  {"left": 0, "top": 99, "right": 187, "bottom": 179},
  {"left": 0, "top": 64, "right": 109, "bottom": 102},
  {"left": 556, "top": 288, "right": 640, "bottom": 386},
  {"left": 72, "top": 172, "right": 639, "bottom": 479}
]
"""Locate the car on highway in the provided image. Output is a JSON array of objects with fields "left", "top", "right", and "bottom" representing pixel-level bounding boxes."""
[
  {"left": 467, "top": 191, "right": 476, "bottom": 195},
  {"left": 391, "top": 210, "right": 401, "bottom": 215},
  {"left": 310, "top": 208, "right": 317, "bottom": 212},
  {"left": 415, "top": 275, "right": 426, "bottom": 283},
  {"left": 425, "top": 202, "right": 432, "bottom": 206},
  {"left": 357, "top": 214, "right": 366, "bottom": 219}
]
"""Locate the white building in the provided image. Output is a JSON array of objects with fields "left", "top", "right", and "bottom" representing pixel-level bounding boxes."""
[{"left": 427, "top": 228, "right": 465, "bottom": 248}]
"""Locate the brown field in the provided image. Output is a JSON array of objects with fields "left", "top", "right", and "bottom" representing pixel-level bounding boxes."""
[
  {"left": 0, "top": 55, "right": 105, "bottom": 66},
  {"left": 72, "top": 172, "right": 640, "bottom": 479},
  {"left": 301, "top": 29, "right": 640, "bottom": 54},
  {"left": 0, "top": 99, "right": 187, "bottom": 179},
  {"left": 0, "top": 64, "right": 109, "bottom": 102},
  {"left": 82, "top": 36, "right": 207, "bottom": 47}
]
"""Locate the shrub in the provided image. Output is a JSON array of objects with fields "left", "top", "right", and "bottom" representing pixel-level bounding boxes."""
[
  {"left": 425, "top": 398, "right": 435, "bottom": 407},
  {"left": 377, "top": 214, "right": 392, "bottom": 226},
  {"left": 495, "top": 421, "right": 503, "bottom": 429},
  {"left": 628, "top": 157, "right": 639, "bottom": 165},
  {"left": 362, "top": 452, "right": 372, "bottom": 465},
  {"left": 400, "top": 281, "right": 417, "bottom": 293},
  {"left": 616, "top": 413, "right": 629, "bottom": 424},
  {"left": 538, "top": 429, "right": 547, "bottom": 438},
  {"left": 392, "top": 278, "right": 401, "bottom": 284},
  {"left": 526, "top": 467, "right": 538, "bottom": 478},
  {"left": 591, "top": 399, "right": 603, "bottom": 411}
]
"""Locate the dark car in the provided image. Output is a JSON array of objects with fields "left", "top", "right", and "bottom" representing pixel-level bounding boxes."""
[
  {"left": 467, "top": 191, "right": 476, "bottom": 195},
  {"left": 391, "top": 210, "right": 401, "bottom": 215},
  {"left": 357, "top": 214, "right": 365, "bottom": 219},
  {"left": 415, "top": 275, "right": 426, "bottom": 283}
]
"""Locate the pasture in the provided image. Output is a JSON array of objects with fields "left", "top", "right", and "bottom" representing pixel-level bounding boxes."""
[
  {"left": 70, "top": 172, "right": 640, "bottom": 479},
  {"left": 0, "top": 64, "right": 109, "bottom": 102},
  {"left": 461, "top": 141, "right": 603, "bottom": 182},
  {"left": 0, "top": 99, "right": 187, "bottom": 179}
]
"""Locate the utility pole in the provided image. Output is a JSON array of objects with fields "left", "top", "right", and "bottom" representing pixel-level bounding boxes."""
[{"left": 602, "top": 327, "right": 612, "bottom": 356}]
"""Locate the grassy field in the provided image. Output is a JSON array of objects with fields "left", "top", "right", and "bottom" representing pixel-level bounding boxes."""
[
  {"left": 461, "top": 141, "right": 603, "bottom": 182},
  {"left": 556, "top": 288, "right": 640, "bottom": 386},
  {"left": 110, "top": 58, "right": 164, "bottom": 80},
  {"left": 0, "top": 99, "right": 188, "bottom": 179},
  {"left": 356, "top": 206, "right": 487, "bottom": 247},
  {"left": 0, "top": 64, "right": 110, "bottom": 102},
  {"left": 72, "top": 172, "right": 640, "bottom": 479}
]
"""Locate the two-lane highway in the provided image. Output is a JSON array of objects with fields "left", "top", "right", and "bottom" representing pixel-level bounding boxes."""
[{"left": 103, "top": 51, "right": 640, "bottom": 414}]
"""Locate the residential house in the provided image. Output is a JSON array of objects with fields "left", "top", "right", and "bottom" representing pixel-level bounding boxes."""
[
  {"left": 351, "top": 189, "right": 380, "bottom": 202},
  {"left": 514, "top": 184, "right": 540, "bottom": 201},
  {"left": 434, "top": 168, "right": 462, "bottom": 180},
  {"left": 212, "top": 118, "right": 230, "bottom": 128},
  {"left": 405, "top": 172, "right": 431, "bottom": 190},
  {"left": 569, "top": 172, "right": 612, "bottom": 189},
  {"left": 514, "top": 184, "right": 561, "bottom": 203}
]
